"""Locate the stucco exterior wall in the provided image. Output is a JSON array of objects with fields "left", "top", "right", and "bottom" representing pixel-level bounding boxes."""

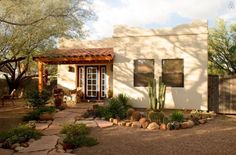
[
  {"left": 58, "top": 20, "right": 208, "bottom": 110},
  {"left": 57, "top": 65, "right": 77, "bottom": 90}
]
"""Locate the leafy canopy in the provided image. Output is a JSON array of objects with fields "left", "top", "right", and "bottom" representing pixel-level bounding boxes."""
[{"left": 208, "top": 19, "right": 236, "bottom": 75}]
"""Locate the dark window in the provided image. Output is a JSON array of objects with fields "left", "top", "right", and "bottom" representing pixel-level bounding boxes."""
[
  {"left": 134, "top": 59, "right": 154, "bottom": 87},
  {"left": 162, "top": 59, "right": 184, "bottom": 87},
  {"left": 68, "top": 66, "right": 75, "bottom": 72}
]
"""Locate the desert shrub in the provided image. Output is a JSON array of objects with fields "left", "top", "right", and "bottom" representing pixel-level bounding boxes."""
[
  {"left": 95, "top": 106, "right": 112, "bottom": 120},
  {"left": 26, "top": 89, "right": 52, "bottom": 107},
  {"left": 93, "top": 94, "right": 131, "bottom": 119},
  {"left": 63, "top": 135, "right": 98, "bottom": 149},
  {"left": 60, "top": 124, "right": 89, "bottom": 136},
  {"left": 61, "top": 124, "right": 98, "bottom": 149},
  {"left": 148, "top": 111, "right": 165, "bottom": 123},
  {"left": 23, "top": 106, "right": 56, "bottom": 121},
  {"left": 170, "top": 111, "right": 184, "bottom": 122},
  {"left": 0, "top": 125, "right": 42, "bottom": 148}
]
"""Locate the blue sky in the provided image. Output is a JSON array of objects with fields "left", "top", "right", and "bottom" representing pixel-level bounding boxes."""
[{"left": 86, "top": 0, "right": 236, "bottom": 39}]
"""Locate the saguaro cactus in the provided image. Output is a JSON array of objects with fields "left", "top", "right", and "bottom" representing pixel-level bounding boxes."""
[
  {"left": 148, "top": 77, "right": 166, "bottom": 111},
  {"left": 158, "top": 77, "right": 166, "bottom": 111},
  {"left": 148, "top": 79, "right": 158, "bottom": 110}
]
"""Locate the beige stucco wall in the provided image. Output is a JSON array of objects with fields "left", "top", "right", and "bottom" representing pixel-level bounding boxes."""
[
  {"left": 57, "top": 65, "right": 77, "bottom": 90},
  {"left": 58, "top": 20, "right": 208, "bottom": 110}
]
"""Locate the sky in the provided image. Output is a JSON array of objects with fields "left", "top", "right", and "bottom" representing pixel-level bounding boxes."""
[{"left": 85, "top": 0, "right": 236, "bottom": 39}]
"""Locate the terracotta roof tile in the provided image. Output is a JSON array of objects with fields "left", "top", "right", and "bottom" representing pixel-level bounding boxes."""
[{"left": 34, "top": 48, "right": 114, "bottom": 59}]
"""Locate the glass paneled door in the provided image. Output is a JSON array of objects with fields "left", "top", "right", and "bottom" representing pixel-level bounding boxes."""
[{"left": 86, "top": 67, "right": 98, "bottom": 98}]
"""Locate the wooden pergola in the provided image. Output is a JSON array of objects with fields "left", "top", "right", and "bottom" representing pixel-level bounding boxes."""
[{"left": 33, "top": 48, "right": 114, "bottom": 92}]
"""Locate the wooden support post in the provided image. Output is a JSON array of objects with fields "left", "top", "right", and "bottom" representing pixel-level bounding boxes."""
[
  {"left": 38, "top": 61, "right": 44, "bottom": 92},
  {"left": 98, "top": 65, "right": 101, "bottom": 101}
]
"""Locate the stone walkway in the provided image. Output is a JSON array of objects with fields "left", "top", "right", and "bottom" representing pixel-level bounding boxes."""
[{"left": 10, "top": 104, "right": 113, "bottom": 155}]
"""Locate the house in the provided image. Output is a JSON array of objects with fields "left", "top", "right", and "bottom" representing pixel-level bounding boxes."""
[{"left": 33, "top": 20, "right": 208, "bottom": 110}]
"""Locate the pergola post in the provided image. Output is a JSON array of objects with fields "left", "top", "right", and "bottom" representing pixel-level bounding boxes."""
[{"left": 38, "top": 61, "right": 44, "bottom": 92}]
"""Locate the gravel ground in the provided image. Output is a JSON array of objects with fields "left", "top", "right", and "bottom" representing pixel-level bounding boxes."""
[{"left": 76, "top": 116, "right": 236, "bottom": 155}]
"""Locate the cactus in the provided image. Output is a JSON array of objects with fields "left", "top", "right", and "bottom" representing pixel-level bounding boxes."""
[
  {"left": 148, "top": 77, "right": 166, "bottom": 111},
  {"left": 148, "top": 79, "right": 158, "bottom": 110},
  {"left": 158, "top": 77, "right": 166, "bottom": 111}
]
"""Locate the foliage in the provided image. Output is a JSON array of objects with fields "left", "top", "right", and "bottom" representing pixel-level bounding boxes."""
[
  {"left": 148, "top": 111, "right": 165, "bottom": 123},
  {"left": 95, "top": 106, "right": 112, "bottom": 120},
  {"left": 26, "top": 89, "right": 51, "bottom": 107},
  {"left": 148, "top": 78, "right": 166, "bottom": 111},
  {"left": 61, "top": 124, "right": 98, "bottom": 149},
  {"left": 0, "top": 125, "right": 42, "bottom": 148},
  {"left": 208, "top": 19, "right": 236, "bottom": 75},
  {"left": 63, "top": 135, "right": 98, "bottom": 149},
  {"left": 170, "top": 111, "right": 185, "bottom": 122},
  {"left": 60, "top": 124, "right": 89, "bottom": 136},
  {"left": 107, "top": 94, "right": 131, "bottom": 119},
  {"left": 23, "top": 106, "right": 55, "bottom": 121},
  {"left": 0, "top": 0, "right": 95, "bottom": 93}
]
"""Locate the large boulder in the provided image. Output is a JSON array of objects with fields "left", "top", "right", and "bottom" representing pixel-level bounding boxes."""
[
  {"left": 160, "top": 124, "right": 167, "bottom": 130},
  {"left": 139, "top": 117, "right": 147, "bottom": 125},
  {"left": 147, "top": 122, "right": 159, "bottom": 130},
  {"left": 180, "top": 120, "right": 194, "bottom": 129},
  {"left": 131, "top": 111, "right": 141, "bottom": 122}
]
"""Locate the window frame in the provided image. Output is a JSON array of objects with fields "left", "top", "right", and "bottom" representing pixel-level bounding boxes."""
[
  {"left": 133, "top": 59, "right": 155, "bottom": 87},
  {"left": 161, "top": 58, "right": 184, "bottom": 87}
]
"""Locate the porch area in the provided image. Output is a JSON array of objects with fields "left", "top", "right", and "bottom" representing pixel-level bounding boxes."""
[{"left": 33, "top": 48, "right": 114, "bottom": 103}]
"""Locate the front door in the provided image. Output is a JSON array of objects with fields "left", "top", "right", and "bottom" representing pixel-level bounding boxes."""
[{"left": 86, "top": 67, "right": 98, "bottom": 99}]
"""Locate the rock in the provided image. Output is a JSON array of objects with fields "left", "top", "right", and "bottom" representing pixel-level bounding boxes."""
[
  {"left": 191, "top": 117, "right": 200, "bottom": 125},
  {"left": 57, "top": 148, "right": 65, "bottom": 153},
  {"left": 172, "top": 121, "right": 180, "bottom": 130},
  {"left": 101, "top": 117, "right": 105, "bottom": 120},
  {"left": 0, "top": 148, "right": 14, "bottom": 155},
  {"left": 131, "top": 111, "right": 141, "bottom": 122},
  {"left": 207, "top": 117, "right": 213, "bottom": 121},
  {"left": 95, "top": 120, "right": 113, "bottom": 128},
  {"left": 199, "top": 119, "right": 207, "bottom": 124},
  {"left": 28, "top": 139, "right": 35, "bottom": 143},
  {"left": 118, "top": 121, "right": 126, "bottom": 126},
  {"left": 147, "top": 122, "right": 159, "bottom": 130},
  {"left": 167, "top": 123, "right": 175, "bottom": 130},
  {"left": 15, "top": 146, "right": 25, "bottom": 151},
  {"left": 58, "top": 137, "right": 64, "bottom": 145},
  {"left": 76, "top": 120, "right": 97, "bottom": 128},
  {"left": 56, "top": 144, "right": 64, "bottom": 150},
  {"left": 180, "top": 120, "right": 194, "bottom": 129},
  {"left": 127, "top": 108, "right": 135, "bottom": 119},
  {"left": 160, "top": 124, "right": 167, "bottom": 130},
  {"left": 39, "top": 112, "right": 54, "bottom": 121},
  {"left": 139, "top": 117, "right": 147, "bottom": 125},
  {"left": 131, "top": 121, "right": 141, "bottom": 128},
  {"left": 141, "top": 120, "right": 150, "bottom": 129},
  {"left": 95, "top": 117, "right": 101, "bottom": 120},
  {"left": 11, "top": 143, "right": 20, "bottom": 149},
  {"left": 113, "top": 119, "right": 119, "bottom": 125},
  {"left": 20, "top": 143, "right": 29, "bottom": 147},
  {"left": 66, "top": 149, "right": 73, "bottom": 153},
  {"left": 125, "top": 122, "right": 132, "bottom": 127},
  {"left": 18, "top": 135, "right": 59, "bottom": 153},
  {"left": 109, "top": 118, "right": 114, "bottom": 122}
]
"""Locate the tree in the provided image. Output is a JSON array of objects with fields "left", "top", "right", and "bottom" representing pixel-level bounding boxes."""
[
  {"left": 0, "top": 0, "right": 94, "bottom": 94},
  {"left": 208, "top": 19, "right": 236, "bottom": 75}
]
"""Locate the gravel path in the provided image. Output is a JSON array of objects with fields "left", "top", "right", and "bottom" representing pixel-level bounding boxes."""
[{"left": 76, "top": 116, "right": 236, "bottom": 155}]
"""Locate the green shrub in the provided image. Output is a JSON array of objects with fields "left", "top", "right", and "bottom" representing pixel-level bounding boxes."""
[
  {"left": 148, "top": 111, "right": 165, "bottom": 122},
  {"left": 63, "top": 135, "right": 98, "bottom": 149},
  {"left": 60, "top": 124, "right": 89, "bottom": 136},
  {"left": 23, "top": 106, "right": 56, "bottom": 121},
  {"left": 0, "top": 125, "right": 42, "bottom": 148},
  {"left": 96, "top": 106, "right": 112, "bottom": 120},
  {"left": 61, "top": 124, "right": 98, "bottom": 149},
  {"left": 26, "top": 89, "right": 51, "bottom": 107},
  {"left": 170, "top": 111, "right": 184, "bottom": 122}
]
